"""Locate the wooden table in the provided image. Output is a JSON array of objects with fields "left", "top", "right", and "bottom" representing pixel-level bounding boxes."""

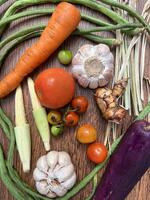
[{"left": 0, "top": 0, "right": 150, "bottom": 199}]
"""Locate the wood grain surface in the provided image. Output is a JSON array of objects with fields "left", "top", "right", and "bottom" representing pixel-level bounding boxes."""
[{"left": 0, "top": 0, "right": 150, "bottom": 199}]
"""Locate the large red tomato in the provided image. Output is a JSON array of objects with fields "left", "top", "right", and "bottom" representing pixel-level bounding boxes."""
[{"left": 35, "top": 68, "right": 75, "bottom": 109}]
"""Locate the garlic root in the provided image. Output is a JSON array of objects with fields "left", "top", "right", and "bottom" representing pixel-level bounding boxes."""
[{"left": 95, "top": 79, "right": 128, "bottom": 124}]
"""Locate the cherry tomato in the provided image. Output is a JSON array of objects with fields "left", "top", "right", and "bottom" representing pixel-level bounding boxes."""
[
  {"left": 47, "top": 111, "right": 62, "bottom": 125},
  {"left": 87, "top": 142, "right": 108, "bottom": 164},
  {"left": 35, "top": 68, "right": 75, "bottom": 109},
  {"left": 76, "top": 124, "right": 97, "bottom": 143},
  {"left": 65, "top": 112, "right": 79, "bottom": 127},
  {"left": 71, "top": 96, "right": 88, "bottom": 113}
]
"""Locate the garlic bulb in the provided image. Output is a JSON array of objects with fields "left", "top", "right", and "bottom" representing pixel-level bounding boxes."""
[
  {"left": 33, "top": 151, "right": 76, "bottom": 198},
  {"left": 72, "top": 44, "right": 114, "bottom": 89}
]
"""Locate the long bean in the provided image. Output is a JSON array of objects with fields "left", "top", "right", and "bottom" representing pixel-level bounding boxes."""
[
  {"left": 85, "top": 174, "right": 98, "bottom": 200},
  {"left": 0, "top": 0, "right": 128, "bottom": 35},
  {"left": 0, "top": 32, "right": 121, "bottom": 68},
  {"left": 76, "top": 23, "right": 143, "bottom": 34},
  {"left": 0, "top": 8, "right": 111, "bottom": 28},
  {"left": 0, "top": 32, "right": 42, "bottom": 66},
  {"left": 0, "top": 144, "right": 28, "bottom": 200},
  {"left": 77, "top": 33, "right": 121, "bottom": 46},
  {"left": 0, "top": 25, "right": 121, "bottom": 50},
  {"left": 100, "top": 0, "right": 150, "bottom": 34},
  {"left": 0, "top": 0, "right": 7, "bottom": 6}
]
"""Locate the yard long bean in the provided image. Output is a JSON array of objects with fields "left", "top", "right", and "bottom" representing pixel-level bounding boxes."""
[
  {"left": 100, "top": 0, "right": 150, "bottom": 34},
  {"left": 0, "top": 145, "right": 27, "bottom": 200},
  {"left": 0, "top": 8, "right": 111, "bottom": 28},
  {"left": 0, "top": 32, "right": 42, "bottom": 66},
  {"left": 0, "top": 0, "right": 128, "bottom": 36},
  {"left": 0, "top": 25, "right": 121, "bottom": 50}
]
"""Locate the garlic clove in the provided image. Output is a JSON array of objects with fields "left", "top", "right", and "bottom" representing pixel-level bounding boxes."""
[
  {"left": 89, "top": 77, "right": 99, "bottom": 89},
  {"left": 100, "top": 53, "right": 114, "bottom": 67},
  {"left": 103, "top": 68, "right": 114, "bottom": 81},
  {"left": 33, "top": 168, "right": 47, "bottom": 181},
  {"left": 48, "top": 181, "right": 67, "bottom": 197},
  {"left": 78, "top": 75, "right": 90, "bottom": 88},
  {"left": 47, "top": 190, "right": 57, "bottom": 198},
  {"left": 54, "top": 164, "right": 74, "bottom": 182},
  {"left": 61, "top": 172, "right": 77, "bottom": 190},
  {"left": 78, "top": 44, "right": 94, "bottom": 58},
  {"left": 36, "top": 180, "right": 49, "bottom": 195},
  {"left": 58, "top": 151, "right": 71, "bottom": 166},
  {"left": 36, "top": 155, "right": 49, "bottom": 173},
  {"left": 72, "top": 53, "right": 84, "bottom": 66},
  {"left": 72, "top": 65, "right": 85, "bottom": 78},
  {"left": 46, "top": 151, "right": 58, "bottom": 170},
  {"left": 47, "top": 168, "right": 55, "bottom": 179},
  {"left": 94, "top": 44, "right": 110, "bottom": 57}
]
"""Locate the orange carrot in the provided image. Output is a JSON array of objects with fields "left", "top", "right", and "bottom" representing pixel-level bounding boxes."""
[{"left": 0, "top": 2, "right": 81, "bottom": 98}]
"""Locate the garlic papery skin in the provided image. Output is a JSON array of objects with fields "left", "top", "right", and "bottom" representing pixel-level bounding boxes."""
[
  {"left": 33, "top": 151, "right": 76, "bottom": 198},
  {"left": 72, "top": 44, "right": 114, "bottom": 89}
]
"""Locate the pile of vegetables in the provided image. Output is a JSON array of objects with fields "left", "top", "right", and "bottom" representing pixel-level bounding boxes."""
[
  {"left": 0, "top": 102, "right": 150, "bottom": 199},
  {"left": 0, "top": 0, "right": 150, "bottom": 200}
]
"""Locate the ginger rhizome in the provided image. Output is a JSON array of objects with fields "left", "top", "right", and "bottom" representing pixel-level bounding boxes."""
[{"left": 95, "top": 79, "right": 128, "bottom": 124}]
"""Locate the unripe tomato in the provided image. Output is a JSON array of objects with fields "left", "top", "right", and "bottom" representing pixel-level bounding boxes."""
[
  {"left": 58, "top": 50, "right": 73, "bottom": 65},
  {"left": 65, "top": 112, "right": 79, "bottom": 127},
  {"left": 51, "top": 125, "right": 64, "bottom": 136},
  {"left": 71, "top": 96, "right": 88, "bottom": 113},
  {"left": 76, "top": 124, "right": 97, "bottom": 143},
  {"left": 87, "top": 142, "right": 108, "bottom": 164},
  {"left": 47, "top": 111, "right": 62, "bottom": 125},
  {"left": 35, "top": 68, "right": 75, "bottom": 109}
]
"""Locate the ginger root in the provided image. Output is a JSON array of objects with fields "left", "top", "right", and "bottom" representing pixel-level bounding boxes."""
[{"left": 95, "top": 79, "right": 128, "bottom": 124}]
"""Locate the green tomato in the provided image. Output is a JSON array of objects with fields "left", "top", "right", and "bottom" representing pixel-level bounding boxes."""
[
  {"left": 58, "top": 50, "right": 73, "bottom": 65},
  {"left": 51, "top": 125, "right": 64, "bottom": 136}
]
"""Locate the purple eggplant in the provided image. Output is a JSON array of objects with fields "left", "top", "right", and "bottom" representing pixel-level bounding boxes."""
[{"left": 93, "top": 120, "right": 150, "bottom": 200}]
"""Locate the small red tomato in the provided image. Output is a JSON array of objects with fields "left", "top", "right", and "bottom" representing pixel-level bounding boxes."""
[
  {"left": 87, "top": 142, "right": 108, "bottom": 164},
  {"left": 71, "top": 96, "right": 88, "bottom": 113},
  {"left": 65, "top": 112, "right": 79, "bottom": 127}
]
